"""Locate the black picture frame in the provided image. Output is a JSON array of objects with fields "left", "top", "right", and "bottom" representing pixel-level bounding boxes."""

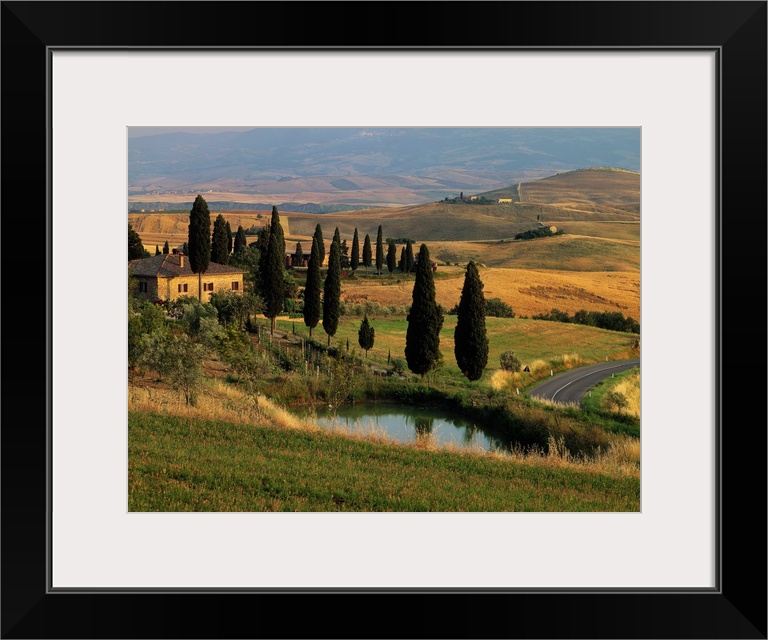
[{"left": 2, "top": 2, "right": 765, "bottom": 638}]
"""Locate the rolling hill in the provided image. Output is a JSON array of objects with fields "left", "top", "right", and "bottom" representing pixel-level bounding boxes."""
[{"left": 128, "top": 166, "right": 640, "bottom": 320}]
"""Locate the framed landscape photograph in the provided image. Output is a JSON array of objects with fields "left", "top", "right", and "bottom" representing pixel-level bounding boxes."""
[
  {"left": 3, "top": 2, "right": 765, "bottom": 638},
  {"left": 125, "top": 124, "right": 643, "bottom": 514}
]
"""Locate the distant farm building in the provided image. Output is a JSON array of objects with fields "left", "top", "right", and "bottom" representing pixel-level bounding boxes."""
[
  {"left": 469, "top": 195, "right": 478, "bottom": 201},
  {"left": 129, "top": 250, "right": 246, "bottom": 303},
  {"left": 412, "top": 257, "right": 438, "bottom": 272},
  {"left": 285, "top": 250, "right": 329, "bottom": 269},
  {"left": 498, "top": 198, "right": 513, "bottom": 204}
]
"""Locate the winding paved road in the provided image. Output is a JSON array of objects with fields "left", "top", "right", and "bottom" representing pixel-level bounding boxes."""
[{"left": 527, "top": 359, "right": 640, "bottom": 405}]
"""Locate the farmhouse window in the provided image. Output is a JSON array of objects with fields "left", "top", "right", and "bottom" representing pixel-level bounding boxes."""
[
  {"left": 139, "top": 281, "right": 147, "bottom": 293},
  {"left": 204, "top": 283, "right": 214, "bottom": 292},
  {"left": 178, "top": 283, "right": 188, "bottom": 293},
  {"left": 231, "top": 281, "right": 239, "bottom": 290}
]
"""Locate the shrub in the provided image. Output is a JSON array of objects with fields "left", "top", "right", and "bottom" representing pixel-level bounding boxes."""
[
  {"left": 605, "top": 391, "right": 629, "bottom": 411},
  {"left": 499, "top": 350, "right": 522, "bottom": 372},
  {"left": 391, "top": 357, "right": 406, "bottom": 375},
  {"left": 485, "top": 297, "right": 515, "bottom": 318}
]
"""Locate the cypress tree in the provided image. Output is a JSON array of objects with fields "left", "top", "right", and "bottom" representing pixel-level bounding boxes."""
[
  {"left": 188, "top": 195, "right": 211, "bottom": 300},
  {"left": 375, "top": 225, "right": 384, "bottom": 275},
  {"left": 162, "top": 240, "right": 170, "bottom": 255},
  {"left": 387, "top": 242, "right": 397, "bottom": 275},
  {"left": 405, "top": 244, "right": 444, "bottom": 377},
  {"left": 405, "top": 240, "right": 414, "bottom": 273},
  {"left": 362, "top": 234, "right": 372, "bottom": 274},
  {"left": 295, "top": 242, "right": 303, "bottom": 267},
  {"left": 303, "top": 236, "right": 321, "bottom": 337},
  {"left": 263, "top": 206, "right": 286, "bottom": 334},
  {"left": 211, "top": 213, "right": 230, "bottom": 264},
  {"left": 322, "top": 239, "right": 341, "bottom": 346},
  {"left": 128, "top": 223, "right": 146, "bottom": 260},
  {"left": 358, "top": 314, "right": 375, "bottom": 357},
  {"left": 454, "top": 261, "right": 489, "bottom": 382},
  {"left": 399, "top": 246, "right": 406, "bottom": 273},
  {"left": 333, "top": 227, "right": 341, "bottom": 247},
  {"left": 351, "top": 228, "right": 360, "bottom": 272},
  {"left": 256, "top": 222, "right": 271, "bottom": 292},
  {"left": 313, "top": 224, "right": 325, "bottom": 267},
  {"left": 340, "top": 239, "right": 350, "bottom": 269},
  {"left": 233, "top": 225, "right": 247, "bottom": 255},
  {"left": 155, "top": 245, "right": 161, "bottom": 255},
  {"left": 225, "top": 220, "right": 233, "bottom": 255}
]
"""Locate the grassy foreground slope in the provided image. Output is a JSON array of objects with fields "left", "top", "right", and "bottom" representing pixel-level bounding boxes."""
[{"left": 129, "top": 406, "right": 640, "bottom": 512}]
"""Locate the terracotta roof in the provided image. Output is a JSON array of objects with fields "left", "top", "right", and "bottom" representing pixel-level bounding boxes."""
[{"left": 128, "top": 254, "right": 246, "bottom": 278}]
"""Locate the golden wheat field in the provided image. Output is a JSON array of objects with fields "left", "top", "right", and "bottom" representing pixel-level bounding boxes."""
[
  {"left": 342, "top": 267, "right": 639, "bottom": 319},
  {"left": 130, "top": 211, "right": 290, "bottom": 252}
]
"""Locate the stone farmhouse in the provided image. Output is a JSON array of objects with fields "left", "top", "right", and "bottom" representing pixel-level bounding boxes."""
[
  {"left": 285, "top": 249, "right": 330, "bottom": 269},
  {"left": 129, "top": 251, "right": 246, "bottom": 303}
]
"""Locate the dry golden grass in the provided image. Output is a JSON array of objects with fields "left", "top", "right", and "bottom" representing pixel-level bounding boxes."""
[
  {"left": 129, "top": 212, "right": 290, "bottom": 251},
  {"left": 339, "top": 267, "right": 638, "bottom": 319},
  {"left": 527, "top": 359, "right": 551, "bottom": 374},
  {"left": 541, "top": 434, "right": 640, "bottom": 477},
  {"left": 490, "top": 370, "right": 517, "bottom": 391},
  {"left": 519, "top": 168, "right": 640, "bottom": 211},
  {"left": 555, "top": 222, "right": 640, "bottom": 243},
  {"left": 129, "top": 378, "right": 317, "bottom": 432},
  {"left": 610, "top": 369, "right": 641, "bottom": 418},
  {"left": 426, "top": 235, "right": 640, "bottom": 270}
]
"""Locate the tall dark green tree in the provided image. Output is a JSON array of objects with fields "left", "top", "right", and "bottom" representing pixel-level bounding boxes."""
[
  {"left": 405, "top": 244, "right": 444, "bottom": 377},
  {"left": 358, "top": 314, "right": 375, "bottom": 357},
  {"left": 211, "top": 213, "right": 230, "bottom": 264},
  {"left": 362, "top": 234, "right": 372, "bottom": 274},
  {"left": 295, "top": 241, "right": 303, "bottom": 267},
  {"left": 405, "top": 240, "right": 415, "bottom": 273},
  {"left": 303, "top": 236, "right": 322, "bottom": 337},
  {"left": 453, "top": 261, "right": 489, "bottom": 382},
  {"left": 322, "top": 239, "right": 342, "bottom": 346},
  {"left": 351, "top": 228, "right": 360, "bottom": 272},
  {"left": 225, "top": 220, "right": 233, "bottom": 255},
  {"left": 387, "top": 242, "right": 397, "bottom": 275},
  {"left": 399, "top": 246, "right": 406, "bottom": 273},
  {"left": 128, "top": 223, "right": 148, "bottom": 260},
  {"left": 188, "top": 194, "right": 212, "bottom": 300},
  {"left": 256, "top": 222, "right": 271, "bottom": 292},
  {"left": 313, "top": 224, "right": 325, "bottom": 267},
  {"left": 333, "top": 227, "right": 341, "bottom": 247},
  {"left": 263, "top": 206, "right": 286, "bottom": 334},
  {"left": 155, "top": 245, "right": 161, "bottom": 255},
  {"left": 233, "top": 225, "right": 247, "bottom": 255},
  {"left": 340, "top": 239, "right": 350, "bottom": 269},
  {"left": 375, "top": 225, "right": 384, "bottom": 275},
  {"left": 162, "top": 240, "right": 170, "bottom": 255}
]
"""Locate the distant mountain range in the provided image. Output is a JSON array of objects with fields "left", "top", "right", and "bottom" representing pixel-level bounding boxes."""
[{"left": 128, "top": 127, "right": 640, "bottom": 210}]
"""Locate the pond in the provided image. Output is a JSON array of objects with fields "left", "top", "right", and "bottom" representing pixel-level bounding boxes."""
[{"left": 296, "top": 402, "right": 516, "bottom": 455}]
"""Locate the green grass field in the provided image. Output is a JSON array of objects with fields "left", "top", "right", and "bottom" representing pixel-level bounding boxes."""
[
  {"left": 277, "top": 315, "right": 637, "bottom": 387},
  {"left": 129, "top": 411, "right": 640, "bottom": 512}
]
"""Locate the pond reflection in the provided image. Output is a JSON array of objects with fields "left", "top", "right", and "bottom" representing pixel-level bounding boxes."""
[{"left": 297, "top": 403, "right": 516, "bottom": 454}]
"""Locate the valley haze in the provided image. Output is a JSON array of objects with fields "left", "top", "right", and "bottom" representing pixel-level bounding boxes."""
[{"left": 128, "top": 127, "right": 640, "bottom": 211}]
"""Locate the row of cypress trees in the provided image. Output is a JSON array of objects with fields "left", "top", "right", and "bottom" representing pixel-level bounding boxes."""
[
  {"left": 313, "top": 224, "right": 415, "bottom": 276},
  {"left": 186, "top": 194, "right": 489, "bottom": 380}
]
